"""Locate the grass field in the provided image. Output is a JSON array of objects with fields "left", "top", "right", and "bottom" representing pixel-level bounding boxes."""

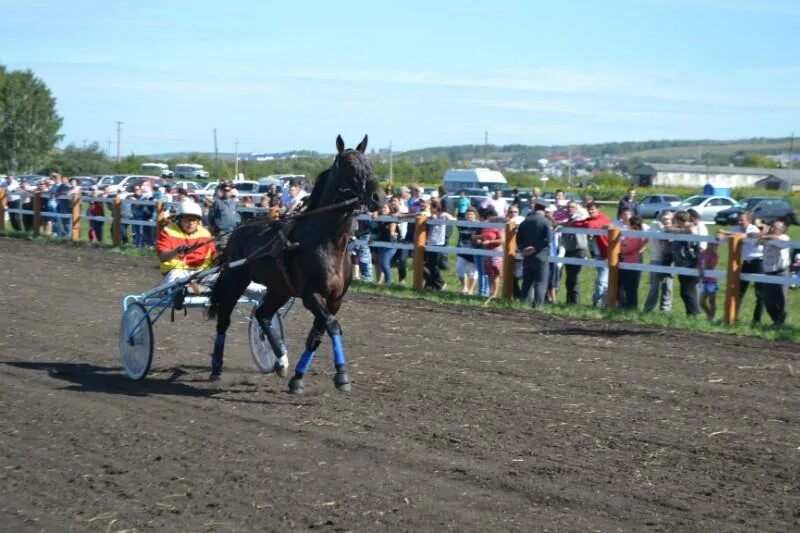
[{"left": 625, "top": 139, "right": 795, "bottom": 159}]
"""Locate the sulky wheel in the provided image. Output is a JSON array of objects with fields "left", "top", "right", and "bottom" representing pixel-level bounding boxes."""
[
  {"left": 119, "top": 302, "right": 154, "bottom": 381},
  {"left": 248, "top": 308, "right": 284, "bottom": 374}
]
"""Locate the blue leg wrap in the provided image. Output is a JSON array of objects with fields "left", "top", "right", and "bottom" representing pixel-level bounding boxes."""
[
  {"left": 279, "top": 342, "right": 288, "bottom": 355},
  {"left": 295, "top": 349, "right": 316, "bottom": 375},
  {"left": 213, "top": 333, "right": 226, "bottom": 355},
  {"left": 332, "top": 335, "right": 346, "bottom": 367}
]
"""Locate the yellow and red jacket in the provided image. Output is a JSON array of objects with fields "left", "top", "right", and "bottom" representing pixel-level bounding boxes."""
[{"left": 156, "top": 222, "right": 217, "bottom": 275}]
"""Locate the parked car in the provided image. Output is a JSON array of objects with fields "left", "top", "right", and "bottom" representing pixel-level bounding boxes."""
[
  {"left": 17, "top": 175, "right": 48, "bottom": 188},
  {"left": 674, "top": 195, "right": 737, "bottom": 222},
  {"left": 232, "top": 180, "right": 260, "bottom": 194},
  {"left": 73, "top": 176, "right": 99, "bottom": 195},
  {"left": 638, "top": 194, "right": 682, "bottom": 219},
  {"left": 715, "top": 197, "right": 797, "bottom": 226},
  {"left": 96, "top": 174, "right": 150, "bottom": 195},
  {"left": 123, "top": 177, "right": 177, "bottom": 194},
  {"left": 714, "top": 197, "right": 779, "bottom": 225},
  {"left": 541, "top": 191, "right": 581, "bottom": 204}
]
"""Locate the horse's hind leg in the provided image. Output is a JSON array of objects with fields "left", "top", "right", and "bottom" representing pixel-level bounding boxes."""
[{"left": 253, "top": 292, "right": 290, "bottom": 377}]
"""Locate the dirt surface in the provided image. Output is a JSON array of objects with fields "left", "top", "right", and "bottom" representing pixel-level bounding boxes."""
[{"left": 1, "top": 236, "right": 799, "bottom": 532}]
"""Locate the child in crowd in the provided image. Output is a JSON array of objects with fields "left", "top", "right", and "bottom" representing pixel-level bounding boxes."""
[{"left": 699, "top": 241, "right": 720, "bottom": 320}]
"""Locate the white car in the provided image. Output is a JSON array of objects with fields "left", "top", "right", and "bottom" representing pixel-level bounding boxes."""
[
  {"left": 96, "top": 174, "right": 151, "bottom": 195},
  {"left": 676, "top": 195, "right": 737, "bottom": 222}
]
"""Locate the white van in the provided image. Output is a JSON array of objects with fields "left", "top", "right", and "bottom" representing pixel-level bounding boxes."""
[
  {"left": 140, "top": 162, "right": 173, "bottom": 177},
  {"left": 442, "top": 168, "right": 507, "bottom": 192},
  {"left": 174, "top": 163, "right": 209, "bottom": 179}
]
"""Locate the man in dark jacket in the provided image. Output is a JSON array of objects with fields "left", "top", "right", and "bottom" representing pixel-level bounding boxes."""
[
  {"left": 208, "top": 181, "right": 241, "bottom": 248},
  {"left": 516, "top": 198, "right": 552, "bottom": 307}
]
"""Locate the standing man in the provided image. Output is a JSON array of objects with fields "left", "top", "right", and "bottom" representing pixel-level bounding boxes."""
[
  {"left": 568, "top": 202, "right": 611, "bottom": 306},
  {"left": 643, "top": 211, "right": 674, "bottom": 313},
  {"left": 759, "top": 221, "right": 791, "bottom": 326},
  {"left": 671, "top": 211, "right": 701, "bottom": 316},
  {"left": 718, "top": 212, "right": 764, "bottom": 324},
  {"left": 617, "top": 188, "right": 639, "bottom": 217},
  {"left": 2, "top": 172, "right": 22, "bottom": 231},
  {"left": 517, "top": 198, "right": 552, "bottom": 308},
  {"left": 559, "top": 200, "right": 588, "bottom": 304},
  {"left": 530, "top": 187, "right": 542, "bottom": 203},
  {"left": 487, "top": 189, "right": 508, "bottom": 218},
  {"left": 208, "top": 181, "right": 241, "bottom": 249},
  {"left": 456, "top": 190, "right": 470, "bottom": 220}
]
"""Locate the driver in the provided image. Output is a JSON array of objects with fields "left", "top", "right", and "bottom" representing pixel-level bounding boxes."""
[{"left": 156, "top": 202, "right": 217, "bottom": 284}]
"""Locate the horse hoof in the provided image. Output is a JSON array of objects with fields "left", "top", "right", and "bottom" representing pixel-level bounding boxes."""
[
  {"left": 334, "top": 372, "right": 351, "bottom": 392},
  {"left": 288, "top": 377, "right": 305, "bottom": 394},
  {"left": 209, "top": 371, "right": 222, "bottom": 382},
  {"left": 275, "top": 355, "right": 289, "bottom": 378}
]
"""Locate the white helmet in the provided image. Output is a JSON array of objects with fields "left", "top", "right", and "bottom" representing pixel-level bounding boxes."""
[{"left": 176, "top": 201, "right": 202, "bottom": 218}]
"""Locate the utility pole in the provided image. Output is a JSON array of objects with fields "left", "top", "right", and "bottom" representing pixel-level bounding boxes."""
[
  {"left": 213, "top": 128, "right": 219, "bottom": 180},
  {"left": 234, "top": 138, "right": 239, "bottom": 180},
  {"left": 106, "top": 137, "right": 112, "bottom": 156},
  {"left": 116, "top": 121, "right": 123, "bottom": 162},
  {"left": 567, "top": 145, "right": 572, "bottom": 186},
  {"left": 789, "top": 131, "right": 795, "bottom": 166},
  {"left": 388, "top": 141, "right": 393, "bottom": 184},
  {"left": 484, "top": 130, "right": 488, "bottom": 163}
]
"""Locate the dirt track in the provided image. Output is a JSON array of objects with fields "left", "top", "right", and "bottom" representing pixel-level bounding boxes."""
[{"left": 1, "top": 236, "right": 799, "bottom": 532}]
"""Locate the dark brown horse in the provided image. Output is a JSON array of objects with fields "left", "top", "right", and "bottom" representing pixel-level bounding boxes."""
[{"left": 207, "top": 135, "right": 385, "bottom": 393}]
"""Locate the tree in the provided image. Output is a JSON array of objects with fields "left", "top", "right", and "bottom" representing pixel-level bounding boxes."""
[
  {"left": 46, "top": 142, "right": 112, "bottom": 176},
  {"left": 741, "top": 152, "right": 779, "bottom": 169},
  {"left": 0, "top": 67, "right": 63, "bottom": 172}
]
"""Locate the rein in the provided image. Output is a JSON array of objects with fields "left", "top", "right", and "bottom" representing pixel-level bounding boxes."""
[{"left": 219, "top": 196, "right": 361, "bottom": 289}]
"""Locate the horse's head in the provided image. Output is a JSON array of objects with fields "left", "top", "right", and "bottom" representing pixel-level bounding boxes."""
[{"left": 333, "top": 135, "right": 385, "bottom": 212}]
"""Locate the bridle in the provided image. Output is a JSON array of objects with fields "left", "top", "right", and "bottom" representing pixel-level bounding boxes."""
[{"left": 331, "top": 150, "right": 372, "bottom": 205}]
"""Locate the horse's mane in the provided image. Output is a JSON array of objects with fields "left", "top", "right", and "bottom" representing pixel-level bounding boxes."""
[{"left": 306, "top": 167, "right": 331, "bottom": 211}]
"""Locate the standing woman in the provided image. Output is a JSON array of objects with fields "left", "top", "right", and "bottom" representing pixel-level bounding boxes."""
[
  {"left": 473, "top": 206, "right": 504, "bottom": 301},
  {"left": 374, "top": 202, "right": 399, "bottom": 284},
  {"left": 617, "top": 215, "right": 648, "bottom": 309},
  {"left": 423, "top": 198, "right": 456, "bottom": 290}
]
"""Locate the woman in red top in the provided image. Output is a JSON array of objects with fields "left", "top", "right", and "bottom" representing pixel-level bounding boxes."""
[
  {"left": 617, "top": 216, "right": 648, "bottom": 309},
  {"left": 472, "top": 206, "right": 505, "bottom": 301},
  {"left": 87, "top": 186, "right": 106, "bottom": 242}
]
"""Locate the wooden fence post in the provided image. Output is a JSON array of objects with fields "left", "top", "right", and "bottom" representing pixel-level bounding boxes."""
[
  {"left": 71, "top": 194, "right": 81, "bottom": 241},
  {"left": 0, "top": 189, "right": 6, "bottom": 231},
  {"left": 723, "top": 233, "right": 744, "bottom": 325},
  {"left": 606, "top": 226, "right": 622, "bottom": 308},
  {"left": 112, "top": 196, "right": 122, "bottom": 246},
  {"left": 412, "top": 214, "right": 428, "bottom": 290},
  {"left": 33, "top": 192, "right": 41, "bottom": 236},
  {"left": 502, "top": 220, "right": 517, "bottom": 300},
  {"left": 156, "top": 201, "right": 167, "bottom": 234}
]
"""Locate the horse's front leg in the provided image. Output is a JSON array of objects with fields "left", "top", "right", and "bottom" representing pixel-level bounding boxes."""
[
  {"left": 288, "top": 292, "right": 350, "bottom": 393},
  {"left": 288, "top": 317, "right": 325, "bottom": 394}
]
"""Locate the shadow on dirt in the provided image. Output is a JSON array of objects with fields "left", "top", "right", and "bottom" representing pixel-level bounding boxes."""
[
  {"left": 5, "top": 361, "right": 314, "bottom": 405},
  {"left": 536, "top": 327, "right": 651, "bottom": 337},
  {"left": 5, "top": 361, "right": 219, "bottom": 398}
]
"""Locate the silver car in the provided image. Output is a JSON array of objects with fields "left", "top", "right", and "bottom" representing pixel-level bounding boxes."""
[
  {"left": 638, "top": 194, "right": 682, "bottom": 219},
  {"left": 675, "top": 195, "right": 738, "bottom": 222}
]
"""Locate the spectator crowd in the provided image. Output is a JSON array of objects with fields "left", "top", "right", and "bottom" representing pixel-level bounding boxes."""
[{"left": 2, "top": 174, "right": 798, "bottom": 327}]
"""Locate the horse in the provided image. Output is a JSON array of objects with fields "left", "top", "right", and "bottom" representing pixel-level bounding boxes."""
[{"left": 207, "top": 135, "right": 386, "bottom": 393}]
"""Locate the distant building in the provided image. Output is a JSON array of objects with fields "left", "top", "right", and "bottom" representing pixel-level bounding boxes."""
[{"left": 632, "top": 163, "right": 800, "bottom": 192}]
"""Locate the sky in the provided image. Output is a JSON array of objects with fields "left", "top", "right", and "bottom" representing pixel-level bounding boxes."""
[{"left": 2, "top": 0, "right": 799, "bottom": 155}]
